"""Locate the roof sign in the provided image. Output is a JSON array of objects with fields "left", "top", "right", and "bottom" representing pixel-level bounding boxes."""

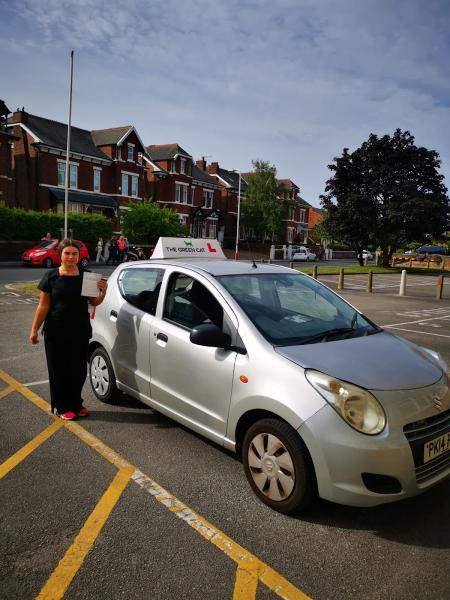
[{"left": 152, "top": 238, "right": 226, "bottom": 260}]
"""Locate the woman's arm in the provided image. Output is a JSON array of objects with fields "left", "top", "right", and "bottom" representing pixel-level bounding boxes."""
[
  {"left": 29, "top": 291, "right": 51, "bottom": 344},
  {"left": 89, "top": 278, "right": 108, "bottom": 307}
]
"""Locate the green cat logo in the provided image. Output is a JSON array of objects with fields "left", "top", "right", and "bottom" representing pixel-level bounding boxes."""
[{"left": 184, "top": 241, "right": 193, "bottom": 247}]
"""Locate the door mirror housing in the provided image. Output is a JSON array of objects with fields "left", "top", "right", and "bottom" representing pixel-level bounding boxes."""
[{"left": 190, "top": 324, "right": 246, "bottom": 354}]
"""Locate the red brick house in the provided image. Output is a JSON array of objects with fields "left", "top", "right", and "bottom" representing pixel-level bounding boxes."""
[
  {"left": 146, "top": 144, "right": 222, "bottom": 239},
  {"left": 277, "top": 179, "right": 311, "bottom": 244},
  {"left": 0, "top": 100, "right": 17, "bottom": 205}
]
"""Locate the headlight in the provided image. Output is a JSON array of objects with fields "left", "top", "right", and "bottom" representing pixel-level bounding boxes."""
[{"left": 305, "top": 370, "right": 386, "bottom": 435}]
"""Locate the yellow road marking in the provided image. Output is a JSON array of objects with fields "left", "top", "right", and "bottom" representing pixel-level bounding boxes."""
[
  {"left": 36, "top": 466, "right": 134, "bottom": 600},
  {"left": 0, "top": 369, "right": 311, "bottom": 600},
  {"left": 0, "top": 420, "right": 64, "bottom": 479},
  {"left": 0, "top": 385, "right": 15, "bottom": 399}
]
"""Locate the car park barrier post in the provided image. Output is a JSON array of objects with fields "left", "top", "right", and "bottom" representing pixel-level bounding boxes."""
[
  {"left": 366, "top": 271, "right": 373, "bottom": 293},
  {"left": 313, "top": 265, "right": 318, "bottom": 279},
  {"left": 399, "top": 270, "right": 407, "bottom": 296},
  {"left": 289, "top": 261, "right": 293, "bottom": 269},
  {"left": 338, "top": 268, "right": 344, "bottom": 290},
  {"left": 436, "top": 275, "right": 444, "bottom": 300}
]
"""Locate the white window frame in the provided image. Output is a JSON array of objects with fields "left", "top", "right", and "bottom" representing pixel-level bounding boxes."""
[
  {"left": 127, "top": 143, "right": 135, "bottom": 162},
  {"left": 178, "top": 213, "right": 188, "bottom": 226},
  {"left": 202, "top": 189, "right": 213, "bottom": 209},
  {"left": 207, "top": 218, "right": 218, "bottom": 239},
  {"left": 131, "top": 175, "right": 138, "bottom": 197},
  {"left": 121, "top": 173, "right": 129, "bottom": 196},
  {"left": 57, "top": 159, "right": 78, "bottom": 188},
  {"left": 299, "top": 208, "right": 306, "bottom": 223},
  {"left": 93, "top": 167, "right": 101, "bottom": 192},
  {"left": 287, "top": 227, "right": 294, "bottom": 243},
  {"left": 180, "top": 158, "right": 186, "bottom": 174},
  {"left": 175, "top": 181, "right": 189, "bottom": 204}
]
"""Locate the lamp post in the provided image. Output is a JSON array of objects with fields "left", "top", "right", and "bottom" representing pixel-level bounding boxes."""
[
  {"left": 234, "top": 169, "right": 241, "bottom": 260},
  {"left": 64, "top": 50, "right": 74, "bottom": 239}
]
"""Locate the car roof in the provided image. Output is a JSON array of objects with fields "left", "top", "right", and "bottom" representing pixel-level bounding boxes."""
[{"left": 117, "top": 258, "right": 300, "bottom": 277}]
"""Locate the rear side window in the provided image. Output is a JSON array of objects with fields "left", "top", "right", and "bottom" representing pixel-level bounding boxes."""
[{"left": 118, "top": 268, "right": 164, "bottom": 315}]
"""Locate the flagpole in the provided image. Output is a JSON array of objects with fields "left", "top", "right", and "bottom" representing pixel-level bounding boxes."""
[{"left": 64, "top": 50, "right": 74, "bottom": 239}]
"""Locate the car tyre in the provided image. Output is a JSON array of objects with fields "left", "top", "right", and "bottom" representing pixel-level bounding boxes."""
[
  {"left": 89, "top": 347, "right": 122, "bottom": 404},
  {"left": 242, "top": 418, "right": 317, "bottom": 514},
  {"left": 80, "top": 257, "right": 89, "bottom": 268},
  {"left": 44, "top": 258, "right": 53, "bottom": 268}
]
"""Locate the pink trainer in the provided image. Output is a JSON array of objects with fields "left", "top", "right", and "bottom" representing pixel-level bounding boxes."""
[
  {"left": 59, "top": 412, "right": 77, "bottom": 420},
  {"left": 77, "top": 407, "right": 90, "bottom": 417}
]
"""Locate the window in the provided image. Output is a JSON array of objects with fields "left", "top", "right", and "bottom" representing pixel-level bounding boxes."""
[
  {"left": 57, "top": 162, "right": 77, "bottom": 188},
  {"left": 207, "top": 218, "right": 217, "bottom": 239},
  {"left": 93, "top": 168, "right": 101, "bottom": 192},
  {"left": 121, "top": 173, "right": 128, "bottom": 196},
  {"left": 131, "top": 175, "right": 138, "bottom": 197},
  {"left": 178, "top": 214, "right": 188, "bottom": 226},
  {"left": 190, "top": 187, "right": 195, "bottom": 205},
  {"left": 287, "top": 227, "right": 294, "bottom": 243},
  {"left": 57, "top": 162, "right": 65, "bottom": 186},
  {"left": 127, "top": 144, "right": 134, "bottom": 162},
  {"left": 175, "top": 182, "right": 188, "bottom": 203},
  {"left": 116, "top": 146, "right": 121, "bottom": 160},
  {"left": 69, "top": 164, "right": 78, "bottom": 188},
  {"left": 180, "top": 158, "right": 186, "bottom": 174},
  {"left": 299, "top": 209, "right": 306, "bottom": 223},
  {"left": 118, "top": 268, "right": 164, "bottom": 315},
  {"left": 202, "top": 190, "right": 213, "bottom": 209},
  {"left": 164, "top": 274, "right": 224, "bottom": 330}
]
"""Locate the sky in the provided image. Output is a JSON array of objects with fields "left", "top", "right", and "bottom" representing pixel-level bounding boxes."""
[{"left": 1, "top": 0, "right": 450, "bottom": 207}]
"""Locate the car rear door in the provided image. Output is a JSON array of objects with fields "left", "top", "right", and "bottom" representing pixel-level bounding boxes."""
[{"left": 149, "top": 270, "right": 239, "bottom": 443}]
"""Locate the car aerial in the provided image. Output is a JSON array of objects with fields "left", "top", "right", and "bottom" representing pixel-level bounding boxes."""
[
  {"left": 88, "top": 237, "right": 450, "bottom": 514},
  {"left": 292, "top": 247, "right": 317, "bottom": 262},
  {"left": 21, "top": 239, "right": 90, "bottom": 267}
]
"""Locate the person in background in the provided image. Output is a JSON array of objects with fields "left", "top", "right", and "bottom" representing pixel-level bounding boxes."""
[
  {"left": 29, "top": 239, "right": 108, "bottom": 420},
  {"left": 95, "top": 237, "right": 105, "bottom": 263},
  {"left": 42, "top": 232, "right": 52, "bottom": 241},
  {"left": 117, "top": 235, "right": 126, "bottom": 263},
  {"left": 106, "top": 235, "right": 118, "bottom": 265}
]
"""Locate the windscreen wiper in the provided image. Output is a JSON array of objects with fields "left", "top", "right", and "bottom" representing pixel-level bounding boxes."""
[{"left": 298, "top": 327, "right": 355, "bottom": 345}]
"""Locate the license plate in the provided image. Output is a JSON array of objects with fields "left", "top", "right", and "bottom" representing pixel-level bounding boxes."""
[{"left": 423, "top": 432, "right": 450, "bottom": 463}]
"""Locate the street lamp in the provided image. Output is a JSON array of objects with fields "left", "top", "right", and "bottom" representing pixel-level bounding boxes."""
[{"left": 234, "top": 169, "right": 241, "bottom": 260}]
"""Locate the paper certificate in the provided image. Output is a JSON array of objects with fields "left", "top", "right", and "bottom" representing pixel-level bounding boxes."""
[{"left": 81, "top": 272, "right": 102, "bottom": 297}]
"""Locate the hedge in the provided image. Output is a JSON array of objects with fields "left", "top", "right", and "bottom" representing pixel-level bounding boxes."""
[{"left": 0, "top": 204, "right": 112, "bottom": 242}]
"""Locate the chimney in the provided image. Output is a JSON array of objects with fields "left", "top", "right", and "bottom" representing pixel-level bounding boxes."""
[
  {"left": 208, "top": 162, "right": 219, "bottom": 174},
  {"left": 10, "top": 107, "right": 28, "bottom": 124},
  {"left": 196, "top": 157, "right": 207, "bottom": 171}
]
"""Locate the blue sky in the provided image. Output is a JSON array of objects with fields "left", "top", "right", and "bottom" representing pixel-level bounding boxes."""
[{"left": 1, "top": 0, "right": 449, "bottom": 207}]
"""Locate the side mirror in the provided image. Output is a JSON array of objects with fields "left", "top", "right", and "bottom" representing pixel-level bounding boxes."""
[{"left": 190, "top": 324, "right": 227, "bottom": 348}]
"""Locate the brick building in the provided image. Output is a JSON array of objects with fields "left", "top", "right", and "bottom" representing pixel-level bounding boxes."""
[{"left": 0, "top": 101, "right": 17, "bottom": 205}]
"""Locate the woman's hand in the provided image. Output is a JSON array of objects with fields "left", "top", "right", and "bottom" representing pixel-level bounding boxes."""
[
  {"left": 97, "top": 279, "right": 108, "bottom": 295},
  {"left": 30, "top": 331, "right": 39, "bottom": 344}
]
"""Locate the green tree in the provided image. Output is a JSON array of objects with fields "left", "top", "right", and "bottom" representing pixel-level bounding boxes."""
[
  {"left": 121, "top": 200, "right": 187, "bottom": 244},
  {"left": 320, "top": 130, "right": 450, "bottom": 266},
  {"left": 241, "top": 160, "right": 290, "bottom": 241}
]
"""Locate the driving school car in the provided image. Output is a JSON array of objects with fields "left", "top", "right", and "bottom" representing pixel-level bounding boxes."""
[{"left": 88, "top": 237, "right": 450, "bottom": 513}]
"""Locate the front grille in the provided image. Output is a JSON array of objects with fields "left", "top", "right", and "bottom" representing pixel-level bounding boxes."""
[
  {"left": 404, "top": 408, "right": 450, "bottom": 484},
  {"left": 403, "top": 408, "right": 450, "bottom": 442}
]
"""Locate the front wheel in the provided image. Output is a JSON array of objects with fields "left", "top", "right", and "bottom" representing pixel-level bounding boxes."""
[
  {"left": 242, "top": 418, "right": 317, "bottom": 514},
  {"left": 89, "top": 347, "right": 122, "bottom": 403},
  {"left": 80, "top": 257, "right": 89, "bottom": 268},
  {"left": 44, "top": 258, "right": 53, "bottom": 268}
]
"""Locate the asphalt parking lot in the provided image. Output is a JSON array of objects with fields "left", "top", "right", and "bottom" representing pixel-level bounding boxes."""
[{"left": 1, "top": 270, "right": 449, "bottom": 600}]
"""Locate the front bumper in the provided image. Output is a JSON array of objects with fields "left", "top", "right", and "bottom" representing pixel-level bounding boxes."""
[{"left": 298, "top": 378, "right": 450, "bottom": 507}]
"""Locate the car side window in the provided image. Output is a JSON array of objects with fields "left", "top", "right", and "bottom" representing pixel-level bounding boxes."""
[
  {"left": 118, "top": 268, "right": 164, "bottom": 315},
  {"left": 164, "top": 273, "right": 224, "bottom": 330}
]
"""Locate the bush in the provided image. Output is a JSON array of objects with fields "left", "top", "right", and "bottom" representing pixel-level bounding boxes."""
[
  {"left": 121, "top": 200, "right": 187, "bottom": 244},
  {"left": 0, "top": 203, "right": 112, "bottom": 242}
]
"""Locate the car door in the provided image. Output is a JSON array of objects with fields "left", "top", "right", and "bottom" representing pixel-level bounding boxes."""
[
  {"left": 111, "top": 266, "right": 164, "bottom": 400},
  {"left": 149, "top": 270, "right": 238, "bottom": 443}
]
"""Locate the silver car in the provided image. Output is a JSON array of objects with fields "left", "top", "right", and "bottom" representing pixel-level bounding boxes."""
[{"left": 89, "top": 239, "right": 450, "bottom": 513}]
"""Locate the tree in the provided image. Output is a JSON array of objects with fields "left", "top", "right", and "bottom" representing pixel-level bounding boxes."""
[
  {"left": 241, "top": 160, "right": 290, "bottom": 241},
  {"left": 320, "top": 130, "right": 450, "bottom": 266},
  {"left": 121, "top": 200, "right": 187, "bottom": 244}
]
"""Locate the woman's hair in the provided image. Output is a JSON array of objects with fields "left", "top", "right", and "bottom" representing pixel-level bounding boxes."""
[{"left": 57, "top": 238, "right": 80, "bottom": 257}]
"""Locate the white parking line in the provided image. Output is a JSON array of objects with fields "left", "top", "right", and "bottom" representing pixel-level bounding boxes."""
[
  {"left": 383, "top": 315, "right": 450, "bottom": 327},
  {"left": 385, "top": 327, "right": 450, "bottom": 339}
]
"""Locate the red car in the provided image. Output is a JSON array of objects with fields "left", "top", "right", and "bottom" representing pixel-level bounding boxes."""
[{"left": 21, "top": 239, "right": 90, "bottom": 268}]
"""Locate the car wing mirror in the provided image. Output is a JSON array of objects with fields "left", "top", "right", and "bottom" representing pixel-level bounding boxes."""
[{"left": 190, "top": 324, "right": 246, "bottom": 354}]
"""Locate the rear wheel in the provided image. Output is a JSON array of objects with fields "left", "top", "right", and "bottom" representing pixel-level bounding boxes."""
[
  {"left": 89, "top": 347, "right": 121, "bottom": 403},
  {"left": 243, "top": 418, "right": 317, "bottom": 514},
  {"left": 43, "top": 258, "right": 53, "bottom": 268}
]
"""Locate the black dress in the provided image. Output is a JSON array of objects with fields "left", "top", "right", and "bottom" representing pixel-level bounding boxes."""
[{"left": 38, "top": 268, "right": 92, "bottom": 414}]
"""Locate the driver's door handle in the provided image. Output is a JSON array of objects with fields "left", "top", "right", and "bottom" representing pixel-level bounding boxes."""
[{"left": 157, "top": 332, "right": 168, "bottom": 343}]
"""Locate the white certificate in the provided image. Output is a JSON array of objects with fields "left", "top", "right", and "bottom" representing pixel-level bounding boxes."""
[{"left": 81, "top": 272, "right": 102, "bottom": 297}]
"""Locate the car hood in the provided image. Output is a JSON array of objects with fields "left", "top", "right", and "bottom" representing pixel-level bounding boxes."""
[{"left": 274, "top": 331, "right": 444, "bottom": 390}]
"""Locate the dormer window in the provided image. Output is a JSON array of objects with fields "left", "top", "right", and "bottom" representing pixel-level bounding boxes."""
[
  {"left": 180, "top": 158, "right": 186, "bottom": 175},
  {"left": 127, "top": 143, "right": 134, "bottom": 162}
]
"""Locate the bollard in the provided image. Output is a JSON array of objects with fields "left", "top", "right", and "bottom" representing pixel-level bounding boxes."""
[
  {"left": 366, "top": 271, "right": 373, "bottom": 293},
  {"left": 338, "top": 268, "right": 344, "bottom": 290},
  {"left": 313, "top": 265, "right": 318, "bottom": 279},
  {"left": 436, "top": 275, "right": 444, "bottom": 300},
  {"left": 289, "top": 261, "right": 294, "bottom": 269},
  {"left": 268, "top": 259, "right": 272, "bottom": 264},
  {"left": 399, "top": 269, "right": 407, "bottom": 296},
  {"left": 260, "top": 258, "right": 265, "bottom": 263}
]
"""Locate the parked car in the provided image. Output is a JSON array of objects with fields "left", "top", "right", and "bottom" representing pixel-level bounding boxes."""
[
  {"left": 87, "top": 238, "right": 450, "bottom": 514},
  {"left": 292, "top": 247, "right": 317, "bottom": 262},
  {"left": 417, "top": 245, "right": 446, "bottom": 255},
  {"left": 21, "top": 239, "right": 90, "bottom": 268},
  {"left": 362, "top": 250, "right": 373, "bottom": 260}
]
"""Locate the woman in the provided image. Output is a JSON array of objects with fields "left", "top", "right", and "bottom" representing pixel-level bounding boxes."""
[
  {"left": 95, "top": 237, "right": 105, "bottom": 263},
  {"left": 29, "top": 239, "right": 108, "bottom": 420}
]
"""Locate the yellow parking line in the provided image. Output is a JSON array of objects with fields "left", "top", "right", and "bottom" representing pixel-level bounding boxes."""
[
  {"left": 36, "top": 466, "right": 134, "bottom": 600},
  {"left": 0, "top": 385, "right": 15, "bottom": 399},
  {"left": 1, "top": 369, "right": 311, "bottom": 600},
  {"left": 0, "top": 420, "right": 64, "bottom": 479}
]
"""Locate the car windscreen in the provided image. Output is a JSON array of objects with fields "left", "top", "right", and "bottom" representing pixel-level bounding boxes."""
[
  {"left": 216, "top": 272, "right": 380, "bottom": 345},
  {"left": 35, "top": 241, "right": 56, "bottom": 249}
]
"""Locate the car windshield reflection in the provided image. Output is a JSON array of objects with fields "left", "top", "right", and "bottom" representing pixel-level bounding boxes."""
[{"left": 217, "top": 273, "right": 380, "bottom": 345}]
